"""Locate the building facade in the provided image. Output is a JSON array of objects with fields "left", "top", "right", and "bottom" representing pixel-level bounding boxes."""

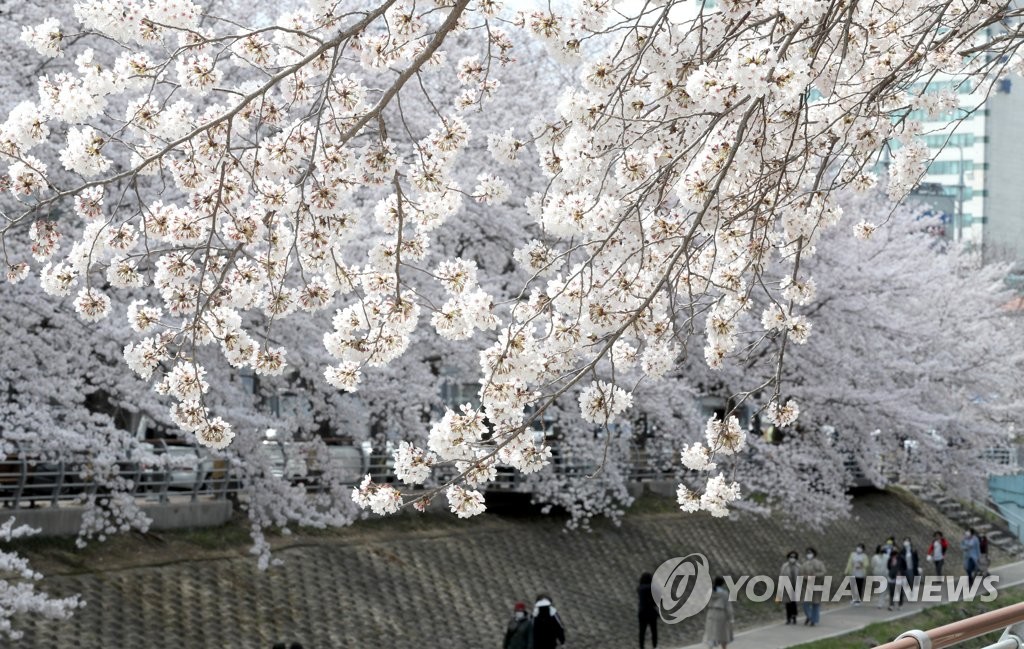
[{"left": 895, "top": 75, "right": 1024, "bottom": 262}]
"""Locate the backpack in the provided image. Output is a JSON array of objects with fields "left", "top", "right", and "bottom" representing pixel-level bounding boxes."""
[{"left": 940, "top": 538, "right": 949, "bottom": 552}]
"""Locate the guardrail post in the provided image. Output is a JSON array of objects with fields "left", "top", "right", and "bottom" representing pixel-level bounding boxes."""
[
  {"left": 51, "top": 461, "right": 65, "bottom": 507},
  {"left": 13, "top": 455, "right": 26, "bottom": 509},
  {"left": 129, "top": 461, "right": 138, "bottom": 497},
  {"left": 190, "top": 447, "right": 202, "bottom": 503}
]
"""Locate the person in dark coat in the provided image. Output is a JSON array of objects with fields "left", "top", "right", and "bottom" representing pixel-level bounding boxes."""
[
  {"left": 887, "top": 549, "right": 910, "bottom": 610},
  {"left": 900, "top": 538, "right": 921, "bottom": 590},
  {"left": 979, "top": 534, "right": 991, "bottom": 577},
  {"left": 504, "top": 601, "right": 533, "bottom": 649},
  {"left": 532, "top": 594, "right": 566, "bottom": 649},
  {"left": 637, "top": 572, "right": 658, "bottom": 649},
  {"left": 778, "top": 551, "right": 800, "bottom": 624}
]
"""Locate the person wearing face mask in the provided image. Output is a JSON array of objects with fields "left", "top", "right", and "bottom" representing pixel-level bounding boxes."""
[
  {"left": 800, "top": 548, "right": 826, "bottom": 626},
  {"left": 883, "top": 536, "right": 897, "bottom": 557},
  {"left": 928, "top": 531, "right": 949, "bottom": 576},
  {"left": 504, "top": 601, "right": 533, "bottom": 649},
  {"left": 778, "top": 551, "right": 800, "bottom": 624},
  {"left": 845, "top": 544, "right": 868, "bottom": 605},
  {"left": 901, "top": 538, "right": 921, "bottom": 591},
  {"left": 637, "top": 572, "right": 658, "bottom": 649},
  {"left": 886, "top": 543, "right": 914, "bottom": 610},
  {"left": 962, "top": 528, "right": 981, "bottom": 585},
  {"left": 870, "top": 546, "right": 889, "bottom": 609},
  {"left": 703, "top": 576, "right": 734, "bottom": 648}
]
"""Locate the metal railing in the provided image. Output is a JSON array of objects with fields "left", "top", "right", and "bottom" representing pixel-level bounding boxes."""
[
  {"left": 0, "top": 442, "right": 684, "bottom": 509},
  {"left": 876, "top": 602, "right": 1024, "bottom": 648},
  {"left": 0, "top": 440, "right": 235, "bottom": 508}
]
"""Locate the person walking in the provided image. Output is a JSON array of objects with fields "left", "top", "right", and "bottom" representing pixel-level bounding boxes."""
[
  {"left": 887, "top": 547, "right": 910, "bottom": 610},
  {"left": 779, "top": 551, "right": 800, "bottom": 624},
  {"left": 979, "top": 533, "right": 991, "bottom": 578},
  {"left": 703, "top": 576, "right": 734, "bottom": 649},
  {"left": 504, "top": 602, "right": 532, "bottom": 649},
  {"left": 845, "top": 543, "right": 868, "bottom": 605},
  {"left": 962, "top": 528, "right": 981, "bottom": 585},
  {"left": 928, "top": 531, "right": 948, "bottom": 576},
  {"left": 901, "top": 538, "right": 921, "bottom": 591},
  {"left": 532, "top": 595, "right": 566, "bottom": 649},
  {"left": 637, "top": 572, "right": 658, "bottom": 649},
  {"left": 871, "top": 545, "right": 889, "bottom": 609},
  {"left": 800, "top": 548, "right": 826, "bottom": 626},
  {"left": 883, "top": 536, "right": 897, "bottom": 557}
]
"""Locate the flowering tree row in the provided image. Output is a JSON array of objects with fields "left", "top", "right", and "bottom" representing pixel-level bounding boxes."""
[
  {"left": 4, "top": 0, "right": 1023, "bottom": 517},
  {"left": 3, "top": 0, "right": 1024, "bottom": 634}
]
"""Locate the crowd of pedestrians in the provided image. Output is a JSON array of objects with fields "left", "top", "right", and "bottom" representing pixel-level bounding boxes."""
[
  {"left": 775, "top": 528, "right": 992, "bottom": 626},
  {"left": 497, "top": 528, "right": 994, "bottom": 649}
]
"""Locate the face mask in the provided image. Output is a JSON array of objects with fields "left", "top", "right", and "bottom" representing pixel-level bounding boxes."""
[
  {"left": 856, "top": 547, "right": 864, "bottom": 553},
  {"left": 788, "top": 557, "right": 796, "bottom": 563},
  {"left": 904, "top": 542, "right": 911, "bottom": 548},
  {"left": 515, "top": 611, "right": 526, "bottom": 621},
  {"left": 806, "top": 553, "right": 814, "bottom": 560}
]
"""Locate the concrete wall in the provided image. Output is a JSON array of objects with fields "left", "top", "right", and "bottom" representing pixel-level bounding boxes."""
[
  {"left": 626, "top": 480, "right": 679, "bottom": 498},
  {"left": 7, "top": 499, "right": 233, "bottom": 537},
  {"left": 984, "top": 75, "right": 1024, "bottom": 262}
]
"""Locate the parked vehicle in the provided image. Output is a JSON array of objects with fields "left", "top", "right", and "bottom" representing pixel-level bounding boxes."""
[
  {"left": 137, "top": 440, "right": 213, "bottom": 491},
  {"left": 262, "top": 440, "right": 367, "bottom": 485}
]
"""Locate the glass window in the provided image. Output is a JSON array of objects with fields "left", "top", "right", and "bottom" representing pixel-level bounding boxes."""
[
  {"left": 909, "top": 79, "right": 974, "bottom": 95},
  {"left": 923, "top": 133, "right": 976, "bottom": 148},
  {"left": 941, "top": 186, "right": 980, "bottom": 200},
  {"left": 927, "top": 160, "right": 975, "bottom": 175},
  {"left": 899, "top": 107, "right": 973, "bottom": 123}
]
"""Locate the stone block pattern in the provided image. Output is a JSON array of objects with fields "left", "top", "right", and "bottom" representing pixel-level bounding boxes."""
[{"left": 17, "top": 491, "right": 988, "bottom": 648}]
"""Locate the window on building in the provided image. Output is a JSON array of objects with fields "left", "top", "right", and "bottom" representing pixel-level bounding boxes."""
[
  {"left": 927, "top": 160, "right": 975, "bottom": 175},
  {"left": 940, "top": 186, "right": 981, "bottom": 200},
  {"left": 923, "top": 133, "right": 976, "bottom": 148},
  {"left": 909, "top": 79, "right": 974, "bottom": 95},
  {"left": 901, "top": 107, "right": 974, "bottom": 123}
]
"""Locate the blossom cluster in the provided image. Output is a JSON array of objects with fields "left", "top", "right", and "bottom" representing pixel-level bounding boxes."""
[
  {"left": 0, "top": 518, "right": 82, "bottom": 640},
  {"left": 0, "top": 0, "right": 1013, "bottom": 525}
]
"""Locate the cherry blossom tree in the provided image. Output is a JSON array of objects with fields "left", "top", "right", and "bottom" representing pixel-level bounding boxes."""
[
  {"left": 685, "top": 191, "right": 1024, "bottom": 525},
  {"left": 3, "top": 0, "right": 1024, "bottom": 634},
  {"left": 1, "top": 0, "right": 1023, "bottom": 542}
]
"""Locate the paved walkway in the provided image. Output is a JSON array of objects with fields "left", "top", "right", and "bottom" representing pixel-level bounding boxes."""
[{"left": 676, "top": 559, "right": 1024, "bottom": 649}]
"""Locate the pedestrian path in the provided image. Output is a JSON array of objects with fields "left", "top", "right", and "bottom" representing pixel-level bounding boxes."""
[{"left": 675, "top": 560, "right": 1024, "bottom": 649}]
